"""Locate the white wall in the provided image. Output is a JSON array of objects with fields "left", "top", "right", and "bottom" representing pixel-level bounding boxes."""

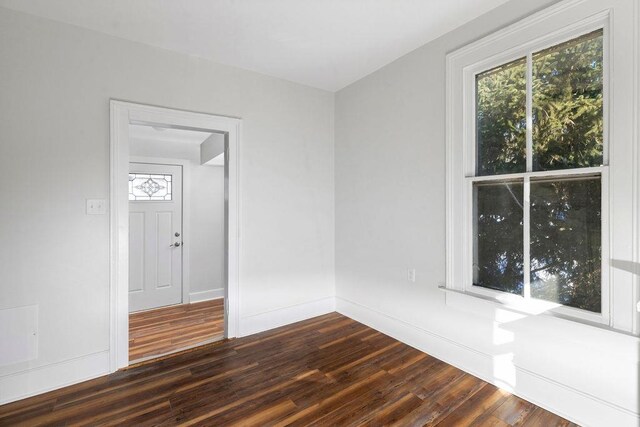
[
  {"left": 200, "top": 133, "right": 225, "bottom": 165},
  {"left": 0, "top": 6, "right": 334, "bottom": 403},
  {"left": 189, "top": 157, "right": 225, "bottom": 298},
  {"left": 334, "top": 0, "right": 640, "bottom": 426},
  {"left": 130, "top": 138, "right": 225, "bottom": 300}
]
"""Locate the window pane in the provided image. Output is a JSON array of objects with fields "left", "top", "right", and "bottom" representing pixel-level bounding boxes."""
[
  {"left": 473, "top": 180, "right": 524, "bottom": 295},
  {"left": 530, "top": 175, "right": 601, "bottom": 312},
  {"left": 476, "top": 58, "right": 527, "bottom": 176},
  {"left": 129, "top": 173, "right": 173, "bottom": 201},
  {"left": 532, "top": 30, "right": 604, "bottom": 171}
]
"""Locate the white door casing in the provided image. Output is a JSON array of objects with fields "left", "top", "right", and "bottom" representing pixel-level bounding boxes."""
[
  {"left": 128, "top": 162, "right": 183, "bottom": 312},
  {"left": 110, "top": 100, "right": 241, "bottom": 371}
]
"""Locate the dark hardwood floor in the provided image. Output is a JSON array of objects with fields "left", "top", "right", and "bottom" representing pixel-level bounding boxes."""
[
  {"left": 129, "top": 299, "right": 225, "bottom": 362},
  {"left": 0, "top": 312, "right": 575, "bottom": 426}
]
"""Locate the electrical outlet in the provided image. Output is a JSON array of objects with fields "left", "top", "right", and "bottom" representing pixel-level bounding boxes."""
[
  {"left": 86, "top": 199, "right": 107, "bottom": 215},
  {"left": 407, "top": 268, "right": 416, "bottom": 283}
]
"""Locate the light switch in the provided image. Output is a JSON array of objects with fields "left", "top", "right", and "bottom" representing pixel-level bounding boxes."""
[{"left": 86, "top": 199, "right": 107, "bottom": 215}]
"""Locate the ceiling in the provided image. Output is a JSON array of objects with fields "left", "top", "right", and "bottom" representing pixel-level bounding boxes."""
[
  {"left": 129, "top": 124, "right": 213, "bottom": 145},
  {"left": 0, "top": 0, "right": 510, "bottom": 91}
]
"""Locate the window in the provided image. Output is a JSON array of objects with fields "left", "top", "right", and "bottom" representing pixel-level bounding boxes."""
[
  {"left": 129, "top": 173, "right": 173, "bottom": 201},
  {"left": 446, "top": 1, "right": 638, "bottom": 333},
  {"left": 472, "top": 30, "right": 604, "bottom": 314}
]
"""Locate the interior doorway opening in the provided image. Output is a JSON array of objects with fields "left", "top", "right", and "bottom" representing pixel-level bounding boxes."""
[
  {"left": 127, "top": 124, "right": 226, "bottom": 363},
  {"left": 110, "top": 101, "right": 240, "bottom": 371}
]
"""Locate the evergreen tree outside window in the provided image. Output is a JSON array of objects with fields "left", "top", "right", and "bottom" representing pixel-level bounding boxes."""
[{"left": 473, "top": 30, "right": 603, "bottom": 313}]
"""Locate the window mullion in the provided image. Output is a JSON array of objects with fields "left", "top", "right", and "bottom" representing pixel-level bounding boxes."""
[
  {"left": 523, "top": 53, "right": 533, "bottom": 300},
  {"left": 523, "top": 176, "right": 531, "bottom": 299},
  {"left": 526, "top": 52, "right": 533, "bottom": 173}
]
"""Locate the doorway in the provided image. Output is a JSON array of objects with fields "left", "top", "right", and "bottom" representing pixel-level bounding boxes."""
[{"left": 110, "top": 101, "right": 240, "bottom": 371}]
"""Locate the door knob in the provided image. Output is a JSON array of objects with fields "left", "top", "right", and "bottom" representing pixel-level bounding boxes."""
[
  {"left": 170, "top": 242, "right": 181, "bottom": 247},
  {"left": 175, "top": 232, "right": 181, "bottom": 237}
]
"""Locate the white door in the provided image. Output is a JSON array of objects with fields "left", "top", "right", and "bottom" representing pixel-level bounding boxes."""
[{"left": 128, "top": 163, "right": 183, "bottom": 312}]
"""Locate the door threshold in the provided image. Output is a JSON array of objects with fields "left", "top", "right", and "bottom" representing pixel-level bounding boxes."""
[{"left": 126, "top": 335, "right": 227, "bottom": 369}]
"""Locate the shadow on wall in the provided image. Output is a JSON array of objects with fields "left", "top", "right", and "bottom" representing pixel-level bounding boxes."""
[{"left": 610, "top": 259, "right": 640, "bottom": 276}]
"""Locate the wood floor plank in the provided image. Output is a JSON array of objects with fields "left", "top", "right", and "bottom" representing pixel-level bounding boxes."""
[
  {"left": 434, "top": 382, "right": 511, "bottom": 426},
  {"left": 521, "top": 407, "right": 578, "bottom": 427},
  {"left": 228, "top": 398, "right": 298, "bottom": 426},
  {"left": 491, "top": 394, "right": 537, "bottom": 425},
  {"left": 129, "top": 299, "right": 224, "bottom": 361},
  {"left": 360, "top": 392, "right": 424, "bottom": 426},
  {"left": 0, "top": 312, "right": 575, "bottom": 426}
]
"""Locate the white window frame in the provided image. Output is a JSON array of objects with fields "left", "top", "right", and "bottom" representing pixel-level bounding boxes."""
[{"left": 446, "top": 0, "right": 639, "bottom": 334}]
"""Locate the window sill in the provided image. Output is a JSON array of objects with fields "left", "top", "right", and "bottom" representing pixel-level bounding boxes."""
[{"left": 439, "top": 286, "right": 635, "bottom": 338}]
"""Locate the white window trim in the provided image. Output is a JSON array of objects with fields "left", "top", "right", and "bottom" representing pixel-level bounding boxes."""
[{"left": 446, "top": 0, "right": 639, "bottom": 334}]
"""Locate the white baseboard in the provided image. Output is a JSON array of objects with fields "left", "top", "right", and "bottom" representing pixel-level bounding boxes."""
[
  {"left": 239, "top": 296, "right": 336, "bottom": 337},
  {"left": 0, "top": 350, "right": 110, "bottom": 405},
  {"left": 335, "top": 297, "right": 640, "bottom": 427},
  {"left": 189, "top": 288, "right": 224, "bottom": 303}
]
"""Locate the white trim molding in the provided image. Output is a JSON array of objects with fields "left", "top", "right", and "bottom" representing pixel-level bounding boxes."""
[
  {"left": 189, "top": 288, "right": 225, "bottom": 303},
  {"left": 336, "top": 297, "right": 640, "bottom": 427},
  {"left": 110, "top": 100, "right": 242, "bottom": 371},
  {"left": 446, "top": 0, "right": 639, "bottom": 333},
  {"left": 0, "top": 351, "right": 110, "bottom": 405},
  {"left": 238, "top": 297, "right": 336, "bottom": 337}
]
